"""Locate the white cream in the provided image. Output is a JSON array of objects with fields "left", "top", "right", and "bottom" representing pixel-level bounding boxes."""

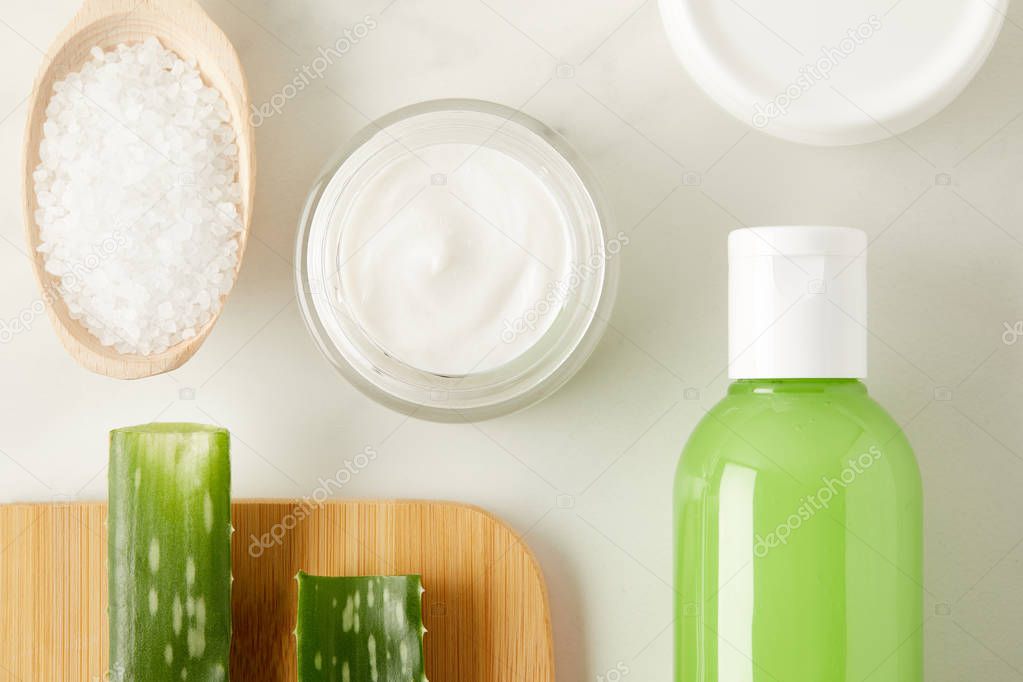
[{"left": 338, "top": 142, "right": 570, "bottom": 376}]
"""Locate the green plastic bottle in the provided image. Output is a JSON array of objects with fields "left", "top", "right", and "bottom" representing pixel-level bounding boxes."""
[{"left": 674, "top": 227, "right": 923, "bottom": 681}]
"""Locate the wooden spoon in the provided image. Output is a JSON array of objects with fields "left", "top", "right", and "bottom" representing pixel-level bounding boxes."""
[{"left": 22, "top": 0, "right": 256, "bottom": 379}]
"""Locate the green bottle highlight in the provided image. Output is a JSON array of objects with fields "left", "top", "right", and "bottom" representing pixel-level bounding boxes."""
[{"left": 675, "top": 227, "right": 923, "bottom": 681}]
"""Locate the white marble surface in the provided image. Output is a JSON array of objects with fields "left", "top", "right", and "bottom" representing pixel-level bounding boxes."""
[{"left": 2, "top": 1, "right": 1023, "bottom": 679}]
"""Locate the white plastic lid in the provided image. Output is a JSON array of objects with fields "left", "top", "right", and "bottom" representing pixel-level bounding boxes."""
[
  {"left": 658, "top": 0, "right": 1008, "bottom": 146},
  {"left": 728, "top": 226, "right": 867, "bottom": 379}
]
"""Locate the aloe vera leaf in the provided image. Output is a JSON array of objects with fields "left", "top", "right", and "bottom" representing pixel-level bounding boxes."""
[
  {"left": 108, "top": 423, "right": 231, "bottom": 681},
  {"left": 296, "top": 572, "right": 427, "bottom": 682}
]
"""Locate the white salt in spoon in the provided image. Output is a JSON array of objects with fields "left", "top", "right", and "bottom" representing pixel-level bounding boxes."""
[{"left": 22, "top": 0, "right": 255, "bottom": 379}]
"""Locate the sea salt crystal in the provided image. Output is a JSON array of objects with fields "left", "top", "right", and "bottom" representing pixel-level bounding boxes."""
[{"left": 34, "top": 38, "right": 241, "bottom": 356}]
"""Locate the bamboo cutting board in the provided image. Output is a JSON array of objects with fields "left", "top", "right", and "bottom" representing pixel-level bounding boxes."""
[{"left": 0, "top": 500, "right": 554, "bottom": 681}]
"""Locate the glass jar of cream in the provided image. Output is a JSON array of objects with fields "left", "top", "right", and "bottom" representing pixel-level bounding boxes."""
[{"left": 296, "top": 99, "right": 617, "bottom": 420}]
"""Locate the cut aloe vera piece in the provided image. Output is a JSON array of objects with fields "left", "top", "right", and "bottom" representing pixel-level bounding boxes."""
[
  {"left": 296, "top": 572, "right": 426, "bottom": 682},
  {"left": 108, "top": 423, "right": 231, "bottom": 681}
]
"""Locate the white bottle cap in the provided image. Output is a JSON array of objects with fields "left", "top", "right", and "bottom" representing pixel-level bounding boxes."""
[{"left": 728, "top": 226, "right": 867, "bottom": 379}]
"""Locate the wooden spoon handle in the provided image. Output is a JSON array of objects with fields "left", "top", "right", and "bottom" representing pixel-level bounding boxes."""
[
  {"left": 73, "top": 0, "right": 209, "bottom": 24},
  {"left": 74, "top": 0, "right": 151, "bottom": 21}
]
